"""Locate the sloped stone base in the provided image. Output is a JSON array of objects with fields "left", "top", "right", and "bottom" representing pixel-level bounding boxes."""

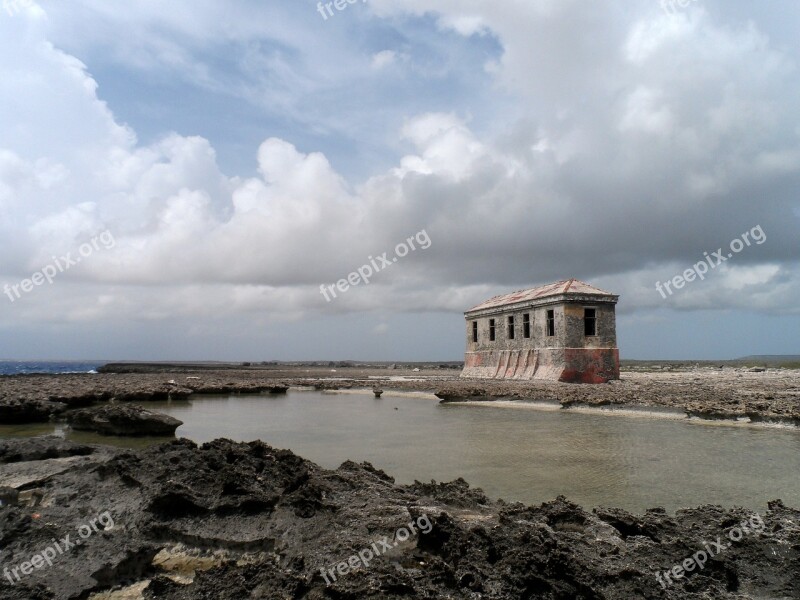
[{"left": 462, "top": 348, "right": 619, "bottom": 383}]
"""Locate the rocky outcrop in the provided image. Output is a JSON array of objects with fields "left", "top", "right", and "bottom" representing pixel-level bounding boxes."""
[
  {"left": 2, "top": 367, "right": 799, "bottom": 424},
  {"left": 67, "top": 404, "right": 183, "bottom": 436},
  {"left": 0, "top": 397, "right": 65, "bottom": 423},
  {"left": 435, "top": 385, "right": 493, "bottom": 402},
  {"left": 0, "top": 436, "right": 796, "bottom": 599},
  {"left": 0, "top": 486, "right": 18, "bottom": 506},
  {"left": 0, "top": 436, "right": 94, "bottom": 463},
  {"left": 0, "top": 374, "right": 292, "bottom": 424},
  {"left": 184, "top": 382, "right": 287, "bottom": 395}
]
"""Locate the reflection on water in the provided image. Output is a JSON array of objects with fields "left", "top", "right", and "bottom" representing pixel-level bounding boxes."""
[
  {"left": 2, "top": 390, "right": 799, "bottom": 512},
  {"left": 0, "top": 422, "right": 177, "bottom": 450}
]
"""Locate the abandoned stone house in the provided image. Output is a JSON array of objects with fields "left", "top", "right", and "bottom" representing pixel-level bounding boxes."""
[{"left": 461, "top": 279, "right": 620, "bottom": 383}]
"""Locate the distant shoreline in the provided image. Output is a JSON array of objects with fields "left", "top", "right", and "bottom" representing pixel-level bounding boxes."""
[
  {"left": 95, "top": 356, "right": 800, "bottom": 373},
  {"left": 1, "top": 355, "right": 797, "bottom": 378},
  {"left": 1, "top": 364, "right": 799, "bottom": 427}
]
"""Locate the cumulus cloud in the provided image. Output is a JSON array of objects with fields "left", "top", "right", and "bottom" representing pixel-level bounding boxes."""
[
  {"left": 1, "top": 0, "right": 799, "bottom": 361},
  {"left": 371, "top": 50, "right": 398, "bottom": 70}
]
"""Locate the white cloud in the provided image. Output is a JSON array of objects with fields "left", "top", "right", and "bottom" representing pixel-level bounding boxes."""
[
  {"left": 1, "top": 0, "right": 799, "bottom": 346},
  {"left": 619, "top": 87, "right": 675, "bottom": 135},
  {"left": 371, "top": 50, "right": 397, "bottom": 70}
]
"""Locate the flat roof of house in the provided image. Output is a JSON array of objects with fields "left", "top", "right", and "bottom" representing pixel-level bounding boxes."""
[{"left": 466, "top": 279, "right": 617, "bottom": 313}]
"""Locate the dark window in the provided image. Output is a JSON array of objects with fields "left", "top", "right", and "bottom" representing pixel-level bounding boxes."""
[
  {"left": 584, "top": 308, "right": 597, "bottom": 336},
  {"left": 508, "top": 315, "right": 515, "bottom": 339},
  {"left": 546, "top": 310, "right": 555, "bottom": 337},
  {"left": 489, "top": 319, "right": 496, "bottom": 341},
  {"left": 523, "top": 313, "right": 531, "bottom": 338},
  {"left": 472, "top": 321, "right": 478, "bottom": 343}
]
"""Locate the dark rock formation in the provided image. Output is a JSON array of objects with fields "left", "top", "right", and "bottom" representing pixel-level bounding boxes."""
[
  {"left": 67, "top": 404, "right": 183, "bottom": 436},
  {"left": 435, "top": 386, "right": 492, "bottom": 402},
  {"left": 0, "top": 486, "right": 18, "bottom": 506},
  {"left": 0, "top": 436, "right": 94, "bottom": 463},
  {"left": 0, "top": 373, "right": 296, "bottom": 424},
  {"left": 0, "top": 436, "right": 797, "bottom": 599},
  {"left": 0, "top": 397, "right": 65, "bottom": 423}
]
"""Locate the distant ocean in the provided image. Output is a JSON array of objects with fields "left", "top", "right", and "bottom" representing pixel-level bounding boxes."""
[{"left": 0, "top": 361, "right": 105, "bottom": 376}]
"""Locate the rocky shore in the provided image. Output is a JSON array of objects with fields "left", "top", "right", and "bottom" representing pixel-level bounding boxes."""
[
  {"left": 0, "top": 371, "right": 291, "bottom": 427},
  {"left": 1, "top": 364, "right": 799, "bottom": 427},
  {"left": 0, "top": 435, "right": 797, "bottom": 599},
  {"left": 432, "top": 367, "right": 800, "bottom": 425}
]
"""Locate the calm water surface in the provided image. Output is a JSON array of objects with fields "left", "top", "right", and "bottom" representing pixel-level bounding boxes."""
[{"left": 3, "top": 390, "right": 799, "bottom": 513}]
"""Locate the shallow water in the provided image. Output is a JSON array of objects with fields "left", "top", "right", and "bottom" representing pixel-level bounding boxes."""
[{"left": 3, "top": 390, "right": 800, "bottom": 512}]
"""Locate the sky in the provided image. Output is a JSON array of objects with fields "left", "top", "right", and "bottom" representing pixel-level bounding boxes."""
[{"left": 0, "top": 0, "right": 798, "bottom": 362}]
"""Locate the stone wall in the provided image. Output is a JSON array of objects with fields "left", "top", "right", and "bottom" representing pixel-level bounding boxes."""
[{"left": 461, "top": 301, "right": 619, "bottom": 383}]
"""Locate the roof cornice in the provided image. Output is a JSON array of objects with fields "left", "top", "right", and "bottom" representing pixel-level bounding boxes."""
[{"left": 464, "top": 292, "right": 619, "bottom": 318}]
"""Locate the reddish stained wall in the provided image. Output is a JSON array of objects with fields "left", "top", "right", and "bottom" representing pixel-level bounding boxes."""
[
  {"left": 465, "top": 353, "right": 484, "bottom": 367},
  {"left": 559, "top": 348, "right": 620, "bottom": 383},
  {"left": 462, "top": 348, "right": 619, "bottom": 383}
]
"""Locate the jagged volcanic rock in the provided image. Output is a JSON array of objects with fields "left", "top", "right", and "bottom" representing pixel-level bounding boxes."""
[
  {"left": 0, "top": 436, "right": 797, "bottom": 599},
  {"left": 66, "top": 404, "right": 183, "bottom": 436}
]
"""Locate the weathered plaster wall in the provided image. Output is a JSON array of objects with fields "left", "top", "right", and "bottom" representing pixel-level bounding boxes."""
[
  {"left": 462, "top": 300, "right": 619, "bottom": 383},
  {"left": 563, "top": 303, "right": 616, "bottom": 348}
]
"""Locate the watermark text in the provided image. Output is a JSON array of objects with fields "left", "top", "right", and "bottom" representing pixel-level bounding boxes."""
[
  {"left": 320, "top": 513, "right": 433, "bottom": 585},
  {"left": 655, "top": 225, "right": 766, "bottom": 299},
  {"left": 4, "top": 510, "right": 115, "bottom": 585},
  {"left": 661, "top": 0, "right": 700, "bottom": 16},
  {"left": 654, "top": 513, "right": 764, "bottom": 589},
  {"left": 320, "top": 229, "right": 431, "bottom": 303},
  {"left": 3, "top": 0, "right": 33, "bottom": 17},
  {"left": 4, "top": 230, "right": 115, "bottom": 303},
  {"left": 317, "top": 0, "right": 366, "bottom": 21}
]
